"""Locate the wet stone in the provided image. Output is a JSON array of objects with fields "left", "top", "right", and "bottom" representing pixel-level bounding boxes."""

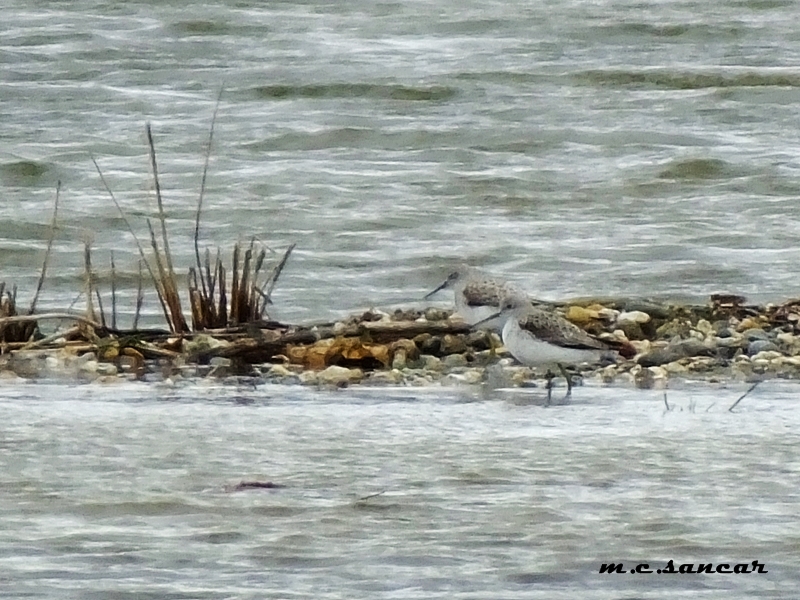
[
  {"left": 442, "top": 354, "right": 468, "bottom": 369},
  {"left": 415, "top": 333, "right": 441, "bottom": 355},
  {"left": 741, "top": 328, "right": 769, "bottom": 341},
  {"left": 747, "top": 340, "right": 779, "bottom": 356},
  {"left": 637, "top": 348, "right": 684, "bottom": 367},
  {"left": 440, "top": 334, "right": 467, "bottom": 355}
]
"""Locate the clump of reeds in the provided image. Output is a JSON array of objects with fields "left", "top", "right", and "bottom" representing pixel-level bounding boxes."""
[
  {"left": 93, "top": 89, "right": 294, "bottom": 334},
  {"left": 188, "top": 240, "right": 295, "bottom": 330}
]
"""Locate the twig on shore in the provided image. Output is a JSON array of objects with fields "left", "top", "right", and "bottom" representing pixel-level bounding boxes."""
[
  {"left": 729, "top": 381, "right": 761, "bottom": 412},
  {"left": 0, "top": 313, "right": 104, "bottom": 329}
]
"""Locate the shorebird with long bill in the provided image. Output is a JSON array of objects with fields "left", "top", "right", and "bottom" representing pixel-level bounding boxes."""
[
  {"left": 424, "top": 265, "right": 526, "bottom": 331},
  {"left": 475, "top": 292, "right": 635, "bottom": 403}
]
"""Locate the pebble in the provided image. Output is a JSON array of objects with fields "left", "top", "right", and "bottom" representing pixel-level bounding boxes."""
[
  {"left": 565, "top": 306, "right": 597, "bottom": 325},
  {"left": 420, "top": 354, "right": 443, "bottom": 371},
  {"left": 442, "top": 354, "right": 468, "bottom": 369},
  {"left": 268, "top": 364, "right": 295, "bottom": 378},
  {"left": 317, "top": 365, "right": 363, "bottom": 386},
  {"left": 736, "top": 317, "right": 764, "bottom": 332},
  {"left": 617, "top": 310, "right": 651, "bottom": 325},
  {"left": 638, "top": 348, "right": 684, "bottom": 367},
  {"left": 298, "top": 371, "right": 319, "bottom": 385},
  {"left": 741, "top": 328, "right": 769, "bottom": 341},
  {"left": 367, "top": 370, "right": 403, "bottom": 385},
  {"left": 96, "top": 363, "right": 118, "bottom": 376},
  {"left": 747, "top": 340, "right": 779, "bottom": 356}
]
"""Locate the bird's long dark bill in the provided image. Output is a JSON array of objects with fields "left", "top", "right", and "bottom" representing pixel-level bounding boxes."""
[
  {"left": 472, "top": 310, "right": 503, "bottom": 329},
  {"left": 423, "top": 280, "right": 449, "bottom": 299}
]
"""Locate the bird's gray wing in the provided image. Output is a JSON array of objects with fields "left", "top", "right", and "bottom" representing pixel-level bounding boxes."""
[{"left": 519, "top": 310, "right": 608, "bottom": 351}]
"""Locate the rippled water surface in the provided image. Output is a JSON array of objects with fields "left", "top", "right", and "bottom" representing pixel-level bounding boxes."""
[
  {"left": 1, "top": 380, "right": 798, "bottom": 598},
  {"left": 4, "top": 1, "right": 800, "bottom": 323}
]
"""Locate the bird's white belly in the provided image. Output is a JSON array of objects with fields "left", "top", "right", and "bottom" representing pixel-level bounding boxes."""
[{"left": 503, "top": 319, "right": 602, "bottom": 366}]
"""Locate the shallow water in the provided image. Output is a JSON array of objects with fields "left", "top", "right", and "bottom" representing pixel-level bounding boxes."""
[{"left": 0, "top": 379, "right": 797, "bottom": 598}]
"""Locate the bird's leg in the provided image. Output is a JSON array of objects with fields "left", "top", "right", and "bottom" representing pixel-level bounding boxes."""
[
  {"left": 544, "top": 369, "right": 555, "bottom": 406},
  {"left": 486, "top": 330, "right": 497, "bottom": 358},
  {"left": 557, "top": 363, "right": 573, "bottom": 400}
]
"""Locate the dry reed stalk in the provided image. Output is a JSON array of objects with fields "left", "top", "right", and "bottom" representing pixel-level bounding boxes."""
[
  {"left": 29, "top": 180, "right": 60, "bottom": 314},
  {"left": 110, "top": 251, "right": 117, "bottom": 330},
  {"left": 230, "top": 243, "right": 240, "bottom": 324},
  {"left": 193, "top": 86, "right": 224, "bottom": 301},
  {"left": 134, "top": 259, "right": 144, "bottom": 330},
  {"left": 263, "top": 243, "right": 296, "bottom": 306},
  {"left": 146, "top": 123, "right": 176, "bottom": 279},
  {"left": 92, "top": 156, "right": 172, "bottom": 328},
  {"left": 146, "top": 219, "right": 188, "bottom": 333},
  {"left": 94, "top": 288, "right": 107, "bottom": 329},
  {"left": 83, "top": 239, "right": 96, "bottom": 322},
  {"left": 145, "top": 126, "right": 189, "bottom": 333}
]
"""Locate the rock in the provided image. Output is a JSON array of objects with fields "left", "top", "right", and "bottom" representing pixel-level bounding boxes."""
[
  {"left": 96, "top": 363, "right": 118, "bottom": 377},
  {"left": 637, "top": 348, "right": 684, "bottom": 367},
  {"left": 367, "top": 370, "right": 403, "bottom": 385},
  {"left": 465, "top": 330, "right": 493, "bottom": 351},
  {"left": 736, "top": 317, "right": 766, "bottom": 332},
  {"left": 694, "top": 319, "right": 714, "bottom": 336},
  {"left": 712, "top": 320, "right": 733, "bottom": 336},
  {"left": 671, "top": 338, "right": 712, "bottom": 358},
  {"left": 298, "top": 370, "right": 319, "bottom": 385},
  {"left": 44, "top": 355, "right": 61, "bottom": 372},
  {"left": 741, "top": 328, "right": 769, "bottom": 341},
  {"left": 617, "top": 321, "right": 644, "bottom": 341},
  {"left": 210, "top": 357, "right": 232, "bottom": 367},
  {"left": 663, "top": 360, "right": 689, "bottom": 374},
  {"left": 634, "top": 366, "right": 655, "bottom": 389},
  {"left": 440, "top": 334, "right": 467, "bottom": 355},
  {"left": 80, "top": 359, "right": 99, "bottom": 373},
  {"left": 317, "top": 365, "right": 363, "bottom": 386},
  {"left": 415, "top": 334, "right": 442, "bottom": 355},
  {"left": 747, "top": 340, "right": 779, "bottom": 356},
  {"left": 622, "top": 300, "right": 672, "bottom": 319},
  {"left": 424, "top": 307, "right": 449, "bottom": 322},
  {"left": 750, "top": 350, "right": 783, "bottom": 362},
  {"left": 267, "top": 364, "right": 295, "bottom": 378},
  {"left": 419, "top": 354, "right": 443, "bottom": 371},
  {"left": 655, "top": 319, "right": 692, "bottom": 339},
  {"left": 442, "top": 369, "right": 483, "bottom": 385},
  {"left": 565, "top": 306, "right": 597, "bottom": 325},
  {"left": 183, "top": 334, "right": 230, "bottom": 359},
  {"left": 390, "top": 339, "right": 419, "bottom": 370},
  {"left": 617, "top": 310, "right": 651, "bottom": 325},
  {"left": 442, "top": 354, "right": 468, "bottom": 369}
]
